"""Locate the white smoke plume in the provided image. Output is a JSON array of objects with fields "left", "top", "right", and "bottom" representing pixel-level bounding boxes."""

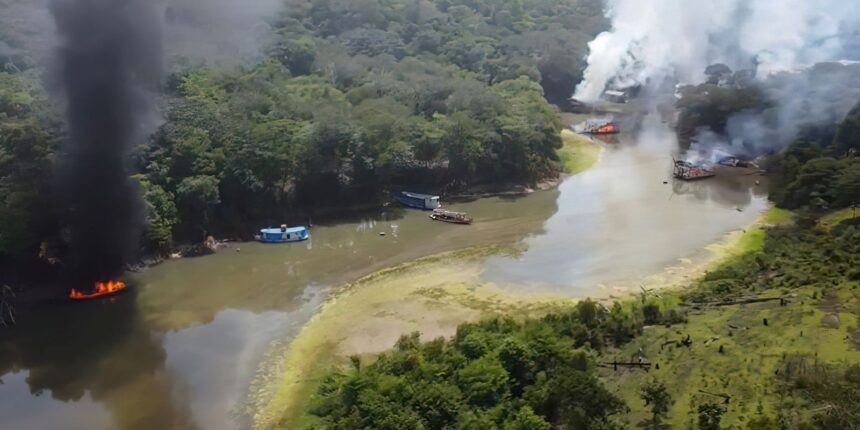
[
  {"left": 162, "top": 0, "right": 283, "bottom": 67},
  {"left": 575, "top": 0, "right": 860, "bottom": 102}
]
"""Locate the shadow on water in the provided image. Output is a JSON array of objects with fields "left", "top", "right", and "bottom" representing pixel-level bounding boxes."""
[
  {"left": 0, "top": 291, "right": 197, "bottom": 430},
  {"left": 0, "top": 181, "right": 562, "bottom": 430}
]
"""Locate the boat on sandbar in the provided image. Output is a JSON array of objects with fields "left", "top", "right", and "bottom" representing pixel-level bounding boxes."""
[
  {"left": 255, "top": 224, "right": 310, "bottom": 243},
  {"left": 430, "top": 208, "right": 473, "bottom": 225}
]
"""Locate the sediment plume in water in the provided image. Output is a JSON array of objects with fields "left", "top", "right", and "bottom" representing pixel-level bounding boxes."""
[{"left": 51, "top": 0, "right": 162, "bottom": 284}]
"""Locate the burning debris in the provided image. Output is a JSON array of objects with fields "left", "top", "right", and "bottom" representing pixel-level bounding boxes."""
[
  {"left": 567, "top": 88, "right": 632, "bottom": 112},
  {"left": 673, "top": 159, "right": 715, "bottom": 181},
  {"left": 69, "top": 280, "right": 128, "bottom": 300},
  {"left": 50, "top": 0, "right": 162, "bottom": 288},
  {"left": 717, "top": 156, "right": 759, "bottom": 169},
  {"left": 577, "top": 118, "right": 620, "bottom": 135}
]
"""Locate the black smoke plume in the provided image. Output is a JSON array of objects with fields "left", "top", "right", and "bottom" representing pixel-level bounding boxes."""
[{"left": 51, "top": 0, "right": 162, "bottom": 286}]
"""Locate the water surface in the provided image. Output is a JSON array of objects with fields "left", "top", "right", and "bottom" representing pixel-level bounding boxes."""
[{"left": 0, "top": 119, "right": 767, "bottom": 429}]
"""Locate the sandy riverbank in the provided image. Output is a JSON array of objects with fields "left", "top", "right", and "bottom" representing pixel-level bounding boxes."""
[{"left": 251, "top": 197, "right": 786, "bottom": 429}]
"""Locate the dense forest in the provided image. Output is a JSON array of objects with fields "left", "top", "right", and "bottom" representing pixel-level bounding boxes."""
[{"left": 0, "top": 0, "right": 606, "bottom": 268}]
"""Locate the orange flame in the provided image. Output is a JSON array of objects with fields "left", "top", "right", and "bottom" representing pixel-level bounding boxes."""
[
  {"left": 595, "top": 124, "right": 619, "bottom": 134},
  {"left": 70, "top": 280, "right": 127, "bottom": 300}
]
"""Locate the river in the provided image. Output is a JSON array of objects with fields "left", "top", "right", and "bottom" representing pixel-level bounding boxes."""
[{"left": 0, "top": 118, "right": 768, "bottom": 430}]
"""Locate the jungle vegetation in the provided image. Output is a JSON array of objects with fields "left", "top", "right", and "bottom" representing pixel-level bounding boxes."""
[
  {"left": 0, "top": 0, "right": 607, "bottom": 267},
  {"left": 303, "top": 105, "right": 860, "bottom": 428}
]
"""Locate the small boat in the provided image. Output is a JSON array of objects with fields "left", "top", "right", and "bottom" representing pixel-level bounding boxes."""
[
  {"left": 395, "top": 191, "right": 440, "bottom": 210},
  {"left": 256, "top": 224, "right": 309, "bottom": 243},
  {"left": 430, "top": 208, "right": 473, "bottom": 225}
]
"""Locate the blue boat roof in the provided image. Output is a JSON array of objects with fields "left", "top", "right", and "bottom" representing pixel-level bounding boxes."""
[{"left": 260, "top": 226, "right": 307, "bottom": 234}]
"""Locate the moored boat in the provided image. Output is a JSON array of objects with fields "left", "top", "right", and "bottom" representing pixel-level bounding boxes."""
[
  {"left": 395, "top": 191, "right": 440, "bottom": 210},
  {"left": 430, "top": 208, "right": 473, "bottom": 225},
  {"left": 256, "top": 224, "right": 310, "bottom": 243}
]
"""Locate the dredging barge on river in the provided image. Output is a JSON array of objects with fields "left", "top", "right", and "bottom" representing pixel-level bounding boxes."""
[
  {"left": 581, "top": 119, "right": 620, "bottom": 135},
  {"left": 395, "top": 191, "right": 441, "bottom": 210},
  {"left": 673, "top": 159, "right": 716, "bottom": 180}
]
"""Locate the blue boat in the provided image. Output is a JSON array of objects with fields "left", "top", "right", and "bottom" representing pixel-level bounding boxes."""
[
  {"left": 395, "top": 191, "right": 440, "bottom": 210},
  {"left": 256, "top": 225, "right": 310, "bottom": 243}
]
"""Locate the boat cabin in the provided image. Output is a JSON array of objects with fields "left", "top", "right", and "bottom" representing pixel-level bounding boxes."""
[
  {"left": 396, "top": 191, "right": 441, "bottom": 210},
  {"left": 257, "top": 224, "right": 310, "bottom": 243}
]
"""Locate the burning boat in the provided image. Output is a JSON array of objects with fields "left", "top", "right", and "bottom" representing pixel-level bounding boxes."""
[
  {"left": 673, "top": 159, "right": 715, "bottom": 180},
  {"left": 70, "top": 280, "right": 127, "bottom": 300},
  {"left": 717, "top": 156, "right": 759, "bottom": 169},
  {"left": 430, "top": 208, "right": 473, "bottom": 225},
  {"left": 581, "top": 119, "right": 620, "bottom": 135}
]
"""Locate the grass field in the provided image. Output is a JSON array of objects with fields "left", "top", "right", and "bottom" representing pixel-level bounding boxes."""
[
  {"left": 602, "top": 207, "right": 860, "bottom": 429},
  {"left": 818, "top": 207, "right": 859, "bottom": 231},
  {"left": 558, "top": 129, "right": 602, "bottom": 175}
]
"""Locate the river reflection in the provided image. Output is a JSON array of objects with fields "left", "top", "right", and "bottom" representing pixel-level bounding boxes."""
[
  {"left": 1, "top": 186, "right": 559, "bottom": 429},
  {"left": 0, "top": 292, "right": 196, "bottom": 430},
  {"left": 0, "top": 118, "right": 769, "bottom": 429},
  {"left": 481, "top": 117, "right": 769, "bottom": 290}
]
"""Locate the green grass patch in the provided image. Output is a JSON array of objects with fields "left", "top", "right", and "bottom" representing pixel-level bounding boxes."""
[
  {"left": 604, "top": 285, "right": 860, "bottom": 428},
  {"left": 558, "top": 130, "right": 601, "bottom": 175},
  {"left": 761, "top": 207, "right": 794, "bottom": 225},
  {"left": 818, "top": 207, "right": 859, "bottom": 231},
  {"left": 718, "top": 207, "right": 794, "bottom": 260}
]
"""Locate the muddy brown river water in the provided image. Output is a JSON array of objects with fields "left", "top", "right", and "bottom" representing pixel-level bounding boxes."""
[{"left": 0, "top": 117, "right": 768, "bottom": 430}]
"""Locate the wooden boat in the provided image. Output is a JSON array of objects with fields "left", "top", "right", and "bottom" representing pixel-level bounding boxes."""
[
  {"left": 396, "top": 191, "right": 441, "bottom": 210},
  {"left": 256, "top": 225, "right": 309, "bottom": 243},
  {"left": 430, "top": 209, "right": 473, "bottom": 225}
]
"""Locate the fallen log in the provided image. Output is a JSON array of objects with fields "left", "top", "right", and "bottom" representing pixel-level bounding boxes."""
[
  {"left": 698, "top": 389, "right": 731, "bottom": 404},
  {"left": 686, "top": 296, "right": 786, "bottom": 308},
  {"left": 600, "top": 361, "right": 652, "bottom": 371}
]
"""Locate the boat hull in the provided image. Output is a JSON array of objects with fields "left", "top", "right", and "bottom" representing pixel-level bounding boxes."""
[
  {"left": 430, "top": 214, "right": 472, "bottom": 225},
  {"left": 256, "top": 226, "right": 310, "bottom": 243},
  {"left": 257, "top": 236, "right": 309, "bottom": 244}
]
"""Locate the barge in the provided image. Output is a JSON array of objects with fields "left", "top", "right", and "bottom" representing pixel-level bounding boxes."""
[{"left": 395, "top": 191, "right": 441, "bottom": 210}]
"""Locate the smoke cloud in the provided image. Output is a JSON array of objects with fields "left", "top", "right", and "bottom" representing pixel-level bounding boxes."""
[
  {"left": 51, "top": 0, "right": 162, "bottom": 284},
  {"left": 162, "top": 0, "right": 283, "bottom": 67},
  {"left": 575, "top": 0, "right": 860, "bottom": 102},
  {"left": 2, "top": 0, "right": 282, "bottom": 72},
  {"left": 0, "top": 0, "right": 55, "bottom": 71}
]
